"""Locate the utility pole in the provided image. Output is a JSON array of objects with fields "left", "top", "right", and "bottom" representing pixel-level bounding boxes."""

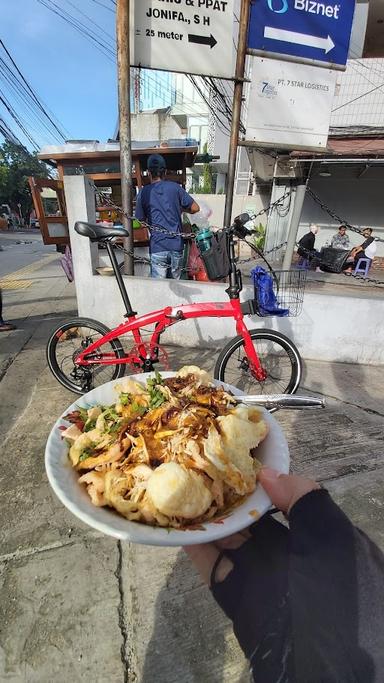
[
  {"left": 223, "top": 0, "right": 250, "bottom": 229},
  {"left": 116, "top": 0, "right": 134, "bottom": 275}
]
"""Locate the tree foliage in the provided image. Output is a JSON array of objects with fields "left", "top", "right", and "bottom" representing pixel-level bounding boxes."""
[
  {"left": 0, "top": 142, "right": 49, "bottom": 217},
  {"left": 200, "top": 142, "right": 213, "bottom": 194}
]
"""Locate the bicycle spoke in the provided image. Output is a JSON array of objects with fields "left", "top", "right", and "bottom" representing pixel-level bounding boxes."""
[
  {"left": 216, "top": 330, "right": 300, "bottom": 397},
  {"left": 48, "top": 320, "right": 126, "bottom": 393}
]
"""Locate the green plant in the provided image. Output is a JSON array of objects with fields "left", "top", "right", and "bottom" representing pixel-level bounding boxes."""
[{"left": 252, "top": 223, "right": 266, "bottom": 251}]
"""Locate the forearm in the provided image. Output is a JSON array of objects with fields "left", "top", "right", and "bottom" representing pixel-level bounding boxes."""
[{"left": 289, "top": 489, "right": 384, "bottom": 681}]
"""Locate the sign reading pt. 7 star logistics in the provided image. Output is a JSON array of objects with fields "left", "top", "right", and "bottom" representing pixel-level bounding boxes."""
[
  {"left": 245, "top": 57, "right": 337, "bottom": 149},
  {"left": 132, "top": 0, "right": 234, "bottom": 79},
  {"left": 248, "top": 0, "right": 356, "bottom": 70}
]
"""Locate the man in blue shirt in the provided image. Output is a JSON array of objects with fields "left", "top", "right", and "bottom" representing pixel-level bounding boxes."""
[{"left": 135, "top": 154, "right": 200, "bottom": 279}]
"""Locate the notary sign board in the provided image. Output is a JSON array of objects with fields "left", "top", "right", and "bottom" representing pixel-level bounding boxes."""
[
  {"left": 245, "top": 57, "right": 337, "bottom": 150},
  {"left": 132, "top": 0, "right": 234, "bottom": 79}
]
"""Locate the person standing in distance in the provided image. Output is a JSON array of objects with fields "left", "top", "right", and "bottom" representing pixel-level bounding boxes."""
[{"left": 135, "top": 154, "right": 200, "bottom": 279}]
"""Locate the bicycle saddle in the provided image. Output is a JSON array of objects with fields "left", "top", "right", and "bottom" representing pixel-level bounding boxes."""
[{"left": 75, "top": 221, "right": 130, "bottom": 241}]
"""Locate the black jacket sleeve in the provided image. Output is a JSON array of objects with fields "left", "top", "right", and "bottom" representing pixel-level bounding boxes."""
[
  {"left": 289, "top": 489, "right": 384, "bottom": 683},
  {"left": 298, "top": 232, "right": 315, "bottom": 252},
  {"left": 211, "top": 490, "right": 384, "bottom": 683}
]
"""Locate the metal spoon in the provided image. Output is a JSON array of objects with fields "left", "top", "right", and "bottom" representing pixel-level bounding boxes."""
[{"left": 233, "top": 394, "right": 325, "bottom": 410}]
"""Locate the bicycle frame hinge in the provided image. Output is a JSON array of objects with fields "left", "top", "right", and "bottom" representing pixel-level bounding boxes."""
[
  {"left": 165, "top": 309, "right": 185, "bottom": 320},
  {"left": 241, "top": 300, "right": 257, "bottom": 316}
]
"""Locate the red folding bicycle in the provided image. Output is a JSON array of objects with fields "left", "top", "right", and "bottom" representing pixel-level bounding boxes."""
[{"left": 47, "top": 214, "right": 305, "bottom": 396}]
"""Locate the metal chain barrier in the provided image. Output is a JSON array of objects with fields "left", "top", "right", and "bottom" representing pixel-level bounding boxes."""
[
  {"left": 307, "top": 187, "right": 384, "bottom": 243},
  {"left": 91, "top": 182, "right": 384, "bottom": 285},
  {"left": 92, "top": 182, "right": 292, "bottom": 241}
]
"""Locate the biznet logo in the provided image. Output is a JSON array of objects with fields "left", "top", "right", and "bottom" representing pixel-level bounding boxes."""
[
  {"left": 267, "top": 0, "right": 341, "bottom": 18},
  {"left": 267, "top": 0, "right": 288, "bottom": 12}
]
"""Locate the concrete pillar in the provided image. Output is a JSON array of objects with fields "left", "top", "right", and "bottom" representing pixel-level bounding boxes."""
[
  {"left": 63, "top": 175, "right": 98, "bottom": 315},
  {"left": 282, "top": 184, "right": 307, "bottom": 270}
]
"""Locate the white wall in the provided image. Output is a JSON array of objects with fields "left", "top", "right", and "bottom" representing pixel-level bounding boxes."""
[
  {"left": 131, "top": 112, "right": 182, "bottom": 143},
  {"left": 65, "top": 176, "right": 384, "bottom": 366},
  {"left": 72, "top": 263, "right": 384, "bottom": 366},
  {"left": 300, "top": 171, "right": 384, "bottom": 256}
]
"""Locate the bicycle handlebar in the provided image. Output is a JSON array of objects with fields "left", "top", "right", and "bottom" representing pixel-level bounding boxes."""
[{"left": 228, "top": 213, "right": 254, "bottom": 239}]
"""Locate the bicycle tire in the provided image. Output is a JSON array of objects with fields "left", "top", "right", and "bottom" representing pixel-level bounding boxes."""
[
  {"left": 214, "top": 328, "right": 302, "bottom": 397},
  {"left": 47, "top": 317, "right": 126, "bottom": 394}
]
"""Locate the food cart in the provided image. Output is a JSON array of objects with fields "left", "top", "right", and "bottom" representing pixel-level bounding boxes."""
[{"left": 30, "top": 141, "right": 198, "bottom": 247}]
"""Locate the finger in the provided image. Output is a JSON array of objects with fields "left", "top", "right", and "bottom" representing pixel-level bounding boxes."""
[
  {"left": 183, "top": 543, "right": 220, "bottom": 584},
  {"left": 214, "top": 530, "right": 251, "bottom": 550},
  {"left": 183, "top": 542, "right": 235, "bottom": 585},
  {"left": 259, "top": 468, "right": 320, "bottom": 514}
]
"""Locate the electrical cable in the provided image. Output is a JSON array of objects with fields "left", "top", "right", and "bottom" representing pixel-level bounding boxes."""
[
  {"left": 0, "top": 39, "right": 68, "bottom": 141},
  {"left": 0, "top": 93, "right": 39, "bottom": 149},
  {"left": 90, "top": 0, "right": 115, "bottom": 11},
  {"left": 65, "top": 0, "right": 115, "bottom": 42},
  {"left": 36, "top": 0, "right": 116, "bottom": 63},
  {"left": 332, "top": 78, "right": 384, "bottom": 113},
  {"left": 0, "top": 60, "right": 65, "bottom": 143}
]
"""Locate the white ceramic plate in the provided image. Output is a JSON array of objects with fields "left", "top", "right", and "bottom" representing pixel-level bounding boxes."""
[{"left": 45, "top": 373, "right": 289, "bottom": 546}]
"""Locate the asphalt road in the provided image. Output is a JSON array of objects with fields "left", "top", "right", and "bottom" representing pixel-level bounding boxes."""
[{"left": 0, "top": 230, "right": 56, "bottom": 279}]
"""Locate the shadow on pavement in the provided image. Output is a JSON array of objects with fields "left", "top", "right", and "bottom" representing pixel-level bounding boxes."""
[{"left": 141, "top": 550, "right": 249, "bottom": 683}]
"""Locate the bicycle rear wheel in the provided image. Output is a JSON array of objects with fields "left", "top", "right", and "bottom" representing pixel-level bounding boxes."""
[
  {"left": 214, "top": 328, "right": 302, "bottom": 396},
  {"left": 47, "top": 317, "right": 126, "bottom": 394}
]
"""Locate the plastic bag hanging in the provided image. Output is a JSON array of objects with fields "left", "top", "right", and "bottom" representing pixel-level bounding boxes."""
[
  {"left": 251, "top": 266, "right": 289, "bottom": 317},
  {"left": 60, "top": 246, "right": 74, "bottom": 283}
]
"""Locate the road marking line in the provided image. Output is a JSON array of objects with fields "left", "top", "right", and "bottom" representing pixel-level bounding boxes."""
[{"left": 0, "top": 279, "right": 33, "bottom": 290}]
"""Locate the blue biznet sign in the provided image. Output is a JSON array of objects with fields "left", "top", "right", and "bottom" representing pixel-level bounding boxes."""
[{"left": 248, "top": 0, "right": 356, "bottom": 69}]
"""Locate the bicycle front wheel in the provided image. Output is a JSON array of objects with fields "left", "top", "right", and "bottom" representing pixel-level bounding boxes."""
[
  {"left": 214, "top": 328, "right": 302, "bottom": 395},
  {"left": 47, "top": 317, "right": 126, "bottom": 394}
]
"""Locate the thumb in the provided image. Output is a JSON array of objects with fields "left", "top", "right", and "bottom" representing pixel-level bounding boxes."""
[{"left": 259, "top": 468, "right": 320, "bottom": 514}]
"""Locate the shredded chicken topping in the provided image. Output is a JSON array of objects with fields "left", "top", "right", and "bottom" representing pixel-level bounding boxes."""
[{"left": 61, "top": 366, "right": 268, "bottom": 528}]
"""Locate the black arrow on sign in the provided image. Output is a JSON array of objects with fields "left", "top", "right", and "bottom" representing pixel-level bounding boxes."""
[{"left": 188, "top": 33, "right": 217, "bottom": 49}]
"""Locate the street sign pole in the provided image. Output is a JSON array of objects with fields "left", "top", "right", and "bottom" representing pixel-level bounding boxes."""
[
  {"left": 117, "top": 0, "right": 134, "bottom": 276},
  {"left": 223, "top": 0, "right": 250, "bottom": 229}
]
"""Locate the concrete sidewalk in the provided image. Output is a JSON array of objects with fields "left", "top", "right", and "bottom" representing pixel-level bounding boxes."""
[{"left": 1, "top": 267, "right": 384, "bottom": 681}]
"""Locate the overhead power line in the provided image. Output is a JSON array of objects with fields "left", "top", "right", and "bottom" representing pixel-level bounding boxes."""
[
  {"left": 36, "top": 0, "right": 116, "bottom": 63},
  {"left": 0, "top": 117, "right": 23, "bottom": 145},
  {"left": 89, "top": 0, "right": 115, "bottom": 15},
  {"left": 332, "top": 78, "right": 384, "bottom": 113},
  {"left": 0, "top": 39, "right": 67, "bottom": 141},
  {"left": 35, "top": 0, "right": 235, "bottom": 141},
  {"left": 0, "top": 93, "right": 39, "bottom": 149}
]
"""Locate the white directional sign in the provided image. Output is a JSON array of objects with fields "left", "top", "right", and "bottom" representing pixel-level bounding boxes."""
[
  {"left": 245, "top": 57, "right": 337, "bottom": 150},
  {"left": 263, "top": 27, "right": 335, "bottom": 55},
  {"left": 132, "top": 0, "right": 234, "bottom": 79}
]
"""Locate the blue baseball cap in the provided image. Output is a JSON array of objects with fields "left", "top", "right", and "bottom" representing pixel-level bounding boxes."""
[{"left": 147, "top": 154, "right": 167, "bottom": 171}]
